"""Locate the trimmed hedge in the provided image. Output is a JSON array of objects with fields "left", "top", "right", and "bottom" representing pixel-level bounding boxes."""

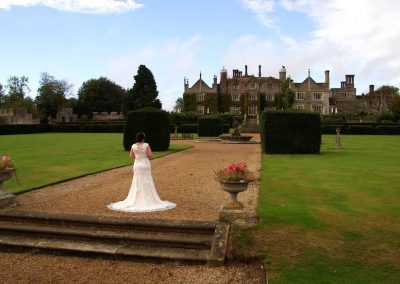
[
  {"left": 123, "top": 107, "right": 170, "bottom": 151},
  {"left": 0, "top": 123, "right": 124, "bottom": 134},
  {"left": 197, "top": 116, "right": 223, "bottom": 137},
  {"left": 261, "top": 110, "right": 321, "bottom": 154},
  {"left": 179, "top": 123, "right": 198, "bottom": 134},
  {"left": 321, "top": 123, "right": 400, "bottom": 135}
]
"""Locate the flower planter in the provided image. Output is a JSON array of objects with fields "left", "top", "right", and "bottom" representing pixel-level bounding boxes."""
[
  {"left": 219, "top": 180, "right": 249, "bottom": 210},
  {"left": 0, "top": 168, "right": 16, "bottom": 208}
]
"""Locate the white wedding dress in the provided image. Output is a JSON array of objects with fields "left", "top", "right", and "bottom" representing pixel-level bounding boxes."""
[{"left": 107, "top": 142, "right": 176, "bottom": 212}]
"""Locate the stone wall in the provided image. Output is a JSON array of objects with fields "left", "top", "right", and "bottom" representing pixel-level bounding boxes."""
[
  {"left": 0, "top": 107, "right": 39, "bottom": 124},
  {"left": 92, "top": 111, "right": 124, "bottom": 120}
]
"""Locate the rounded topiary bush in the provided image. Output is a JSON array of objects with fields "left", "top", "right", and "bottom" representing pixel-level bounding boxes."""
[
  {"left": 197, "top": 116, "right": 223, "bottom": 137},
  {"left": 123, "top": 107, "right": 170, "bottom": 151}
]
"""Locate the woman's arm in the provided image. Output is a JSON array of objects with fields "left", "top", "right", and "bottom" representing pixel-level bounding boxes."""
[
  {"left": 146, "top": 144, "right": 153, "bottom": 159},
  {"left": 130, "top": 147, "right": 135, "bottom": 160}
]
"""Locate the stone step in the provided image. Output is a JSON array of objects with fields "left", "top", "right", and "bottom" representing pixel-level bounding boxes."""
[
  {"left": 0, "top": 210, "right": 216, "bottom": 235},
  {"left": 0, "top": 210, "right": 230, "bottom": 265},
  {"left": 241, "top": 118, "right": 259, "bottom": 133},
  {"left": 0, "top": 221, "right": 213, "bottom": 249},
  {"left": 0, "top": 234, "right": 210, "bottom": 264}
]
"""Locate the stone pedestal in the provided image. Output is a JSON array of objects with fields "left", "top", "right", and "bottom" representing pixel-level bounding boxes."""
[
  {"left": 0, "top": 169, "right": 17, "bottom": 208},
  {"left": 219, "top": 207, "right": 247, "bottom": 224},
  {"left": 0, "top": 190, "right": 16, "bottom": 208}
]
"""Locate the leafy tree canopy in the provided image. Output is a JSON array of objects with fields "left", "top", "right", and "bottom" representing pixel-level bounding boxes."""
[
  {"left": 275, "top": 79, "right": 294, "bottom": 110},
  {"left": 5, "top": 76, "right": 30, "bottom": 104},
  {"left": 0, "top": 83, "right": 5, "bottom": 105},
  {"left": 376, "top": 85, "right": 399, "bottom": 97},
  {"left": 35, "top": 72, "right": 72, "bottom": 120},
  {"left": 1, "top": 76, "right": 36, "bottom": 116},
  {"left": 389, "top": 96, "right": 400, "bottom": 121},
  {"left": 127, "top": 65, "right": 161, "bottom": 111},
  {"left": 174, "top": 97, "right": 184, "bottom": 112},
  {"left": 76, "top": 77, "right": 126, "bottom": 117}
]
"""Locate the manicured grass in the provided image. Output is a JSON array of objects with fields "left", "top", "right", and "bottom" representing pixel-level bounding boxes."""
[
  {"left": 0, "top": 133, "right": 191, "bottom": 194},
  {"left": 252, "top": 135, "right": 400, "bottom": 283}
]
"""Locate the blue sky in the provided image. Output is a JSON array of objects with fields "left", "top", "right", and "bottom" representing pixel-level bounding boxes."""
[{"left": 1, "top": 0, "right": 399, "bottom": 111}]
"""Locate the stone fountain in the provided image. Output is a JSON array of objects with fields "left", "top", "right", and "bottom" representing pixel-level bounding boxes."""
[{"left": 219, "top": 122, "right": 253, "bottom": 143}]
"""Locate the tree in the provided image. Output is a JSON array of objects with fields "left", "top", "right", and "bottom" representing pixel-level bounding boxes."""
[
  {"left": 376, "top": 85, "right": 399, "bottom": 97},
  {"left": 35, "top": 72, "right": 73, "bottom": 120},
  {"left": 76, "top": 77, "right": 126, "bottom": 117},
  {"left": 2, "top": 76, "right": 36, "bottom": 116},
  {"left": 127, "top": 65, "right": 161, "bottom": 111},
  {"left": 173, "top": 97, "right": 184, "bottom": 112},
  {"left": 389, "top": 95, "right": 400, "bottom": 121},
  {"left": 275, "top": 79, "right": 294, "bottom": 110},
  {"left": 5, "top": 76, "right": 30, "bottom": 105},
  {"left": 0, "top": 83, "right": 5, "bottom": 106},
  {"left": 377, "top": 85, "right": 400, "bottom": 121}
]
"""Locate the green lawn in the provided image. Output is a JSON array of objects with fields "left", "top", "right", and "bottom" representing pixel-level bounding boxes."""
[
  {"left": 242, "top": 135, "right": 400, "bottom": 283},
  {"left": 0, "top": 133, "right": 191, "bottom": 194}
]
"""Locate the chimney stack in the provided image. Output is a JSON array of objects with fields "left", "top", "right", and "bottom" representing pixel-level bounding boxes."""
[
  {"left": 245, "top": 65, "right": 248, "bottom": 76},
  {"left": 369, "top": 84, "right": 375, "bottom": 95},
  {"left": 345, "top": 75, "right": 351, "bottom": 85},
  {"left": 258, "top": 65, "right": 261, "bottom": 77},
  {"left": 325, "top": 70, "right": 330, "bottom": 86}
]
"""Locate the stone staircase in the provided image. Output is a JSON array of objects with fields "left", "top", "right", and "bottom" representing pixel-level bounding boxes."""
[
  {"left": 0, "top": 211, "right": 230, "bottom": 266},
  {"left": 240, "top": 117, "right": 259, "bottom": 133}
]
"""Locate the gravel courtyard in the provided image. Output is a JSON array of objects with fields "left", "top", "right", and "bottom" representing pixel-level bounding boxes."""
[{"left": 0, "top": 138, "right": 266, "bottom": 283}]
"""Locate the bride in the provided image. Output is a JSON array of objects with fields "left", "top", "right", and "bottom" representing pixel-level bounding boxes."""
[{"left": 108, "top": 132, "right": 176, "bottom": 212}]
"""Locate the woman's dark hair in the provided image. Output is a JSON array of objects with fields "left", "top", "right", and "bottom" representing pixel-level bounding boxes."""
[{"left": 136, "top": 132, "right": 145, "bottom": 142}]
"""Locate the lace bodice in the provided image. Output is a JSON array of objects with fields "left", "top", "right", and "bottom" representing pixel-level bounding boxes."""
[{"left": 132, "top": 143, "right": 149, "bottom": 160}]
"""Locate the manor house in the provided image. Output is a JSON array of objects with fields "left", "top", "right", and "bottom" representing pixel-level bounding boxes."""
[{"left": 183, "top": 65, "right": 366, "bottom": 119}]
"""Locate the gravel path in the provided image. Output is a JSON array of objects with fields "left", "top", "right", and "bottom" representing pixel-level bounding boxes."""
[{"left": 0, "top": 138, "right": 265, "bottom": 283}]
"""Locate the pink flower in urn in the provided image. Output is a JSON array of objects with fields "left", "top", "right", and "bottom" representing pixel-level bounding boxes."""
[
  {"left": 215, "top": 162, "right": 255, "bottom": 183},
  {"left": 1, "top": 155, "right": 16, "bottom": 171}
]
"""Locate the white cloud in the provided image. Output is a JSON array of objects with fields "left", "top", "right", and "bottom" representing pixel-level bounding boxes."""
[
  {"left": 0, "top": 0, "right": 143, "bottom": 14},
  {"left": 241, "top": 0, "right": 276, "bottom": 28},
  {"left": 221, "top": 34, "right": 284, "bottom": 78},
  {"left": 240, "top": 0, "right": 400, "bottom": 92},
  {"left": 107, "top": 35, "right": 203, "bottom": 111}
]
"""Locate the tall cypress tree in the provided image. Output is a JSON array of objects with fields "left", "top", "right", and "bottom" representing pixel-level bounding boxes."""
[{"left": 127, "top": 65, "right": 162, "bottom": 111}]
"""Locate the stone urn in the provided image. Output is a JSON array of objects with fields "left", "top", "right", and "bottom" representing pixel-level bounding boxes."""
[
  {"left": 219, "top": 180, "right": 249, "bottom": 210},
  {"left": 0, "top": 168, "right": 17, "bottom": 208}
]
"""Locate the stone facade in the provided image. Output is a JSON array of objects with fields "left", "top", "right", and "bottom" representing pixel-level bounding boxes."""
[
  {"left": 0, "top": 107, "right": 39, "bottom": 124},
  {"left": 56, "top": 108, "right": 78, "bottom": 123},
  {"left": 184, "top": 65, "right": 387, "bottom": 116},
  {"left": 290, "top": 69, "right": 330, "bottom": 114},
  {"left": 184, "top": 65, "right": 283, "bottom": 118},
  {"left": 357, "top": 84, "right": 392, "bottom": 114}
]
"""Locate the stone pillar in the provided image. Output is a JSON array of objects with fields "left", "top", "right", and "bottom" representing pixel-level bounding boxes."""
[{"left": 335, "top": 128, "right": 342, "bottom": 148}]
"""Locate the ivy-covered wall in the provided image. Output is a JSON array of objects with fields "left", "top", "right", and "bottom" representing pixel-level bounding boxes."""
[
  {"left": 183, "top": 93, "right": 196, "bottom": 112},
  {"left": 183, "top": 92, "right": 218, "bottom": 114}
]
